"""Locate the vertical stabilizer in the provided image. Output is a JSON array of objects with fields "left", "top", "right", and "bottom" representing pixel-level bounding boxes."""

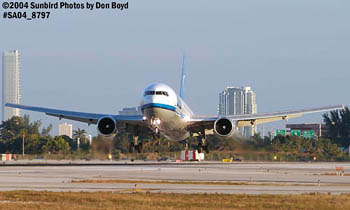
[{"left": 180, "top": 54, "right": 186, "bottom": 99}]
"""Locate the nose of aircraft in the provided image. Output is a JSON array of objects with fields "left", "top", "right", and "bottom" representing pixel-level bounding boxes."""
[{"left": 140, "top": 82, "right": 177, "bottom": 112}]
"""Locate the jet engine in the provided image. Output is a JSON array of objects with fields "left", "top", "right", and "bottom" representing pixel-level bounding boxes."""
[
  {"left": 97, "top": 116, "right": 117, "bottom": 136},
  {"left": 214, "top": 118, "right": 235, "bottom": 137}
]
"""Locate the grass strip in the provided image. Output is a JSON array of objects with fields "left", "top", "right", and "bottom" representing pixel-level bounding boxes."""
[{"left": 0, "top": 191, "right": 349, "bottom": 210}]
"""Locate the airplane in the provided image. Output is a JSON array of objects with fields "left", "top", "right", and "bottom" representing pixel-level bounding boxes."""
[{"left": 5, "top": 56, "right": 344, "bottom": 153}]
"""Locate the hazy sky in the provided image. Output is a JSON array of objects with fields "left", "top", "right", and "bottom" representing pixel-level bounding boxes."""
[{"left": 1, "top": 0, "right": 349, "bottom": 135}]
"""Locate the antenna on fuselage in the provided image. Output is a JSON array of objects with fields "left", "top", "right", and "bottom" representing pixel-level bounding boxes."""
[{"left": 180, "top": 54, "right": 186, "bottom": 99}]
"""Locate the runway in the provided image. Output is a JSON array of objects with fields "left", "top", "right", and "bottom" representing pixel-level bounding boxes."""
[{"left": 0, "top": 161, "right": 349, "bottom": 194}]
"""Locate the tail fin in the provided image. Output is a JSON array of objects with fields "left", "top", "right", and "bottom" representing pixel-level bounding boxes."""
[{"left": 180, "top": 54, "right": 186, "bottom": 99}]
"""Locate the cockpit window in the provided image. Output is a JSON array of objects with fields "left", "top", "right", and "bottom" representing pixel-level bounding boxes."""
[
  {"left": 144, "top": 91, "right": 155, "bottom": 96},
  {"left": 144, "top": 91, "right": 169, "bottom": 96}
]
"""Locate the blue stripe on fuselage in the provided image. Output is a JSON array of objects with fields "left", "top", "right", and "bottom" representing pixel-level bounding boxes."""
[{"left": 141, "top": 103, "right": 177, "bottom": 112}]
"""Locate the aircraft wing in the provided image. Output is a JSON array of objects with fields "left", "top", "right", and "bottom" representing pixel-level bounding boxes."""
[
  {"left": 187, "top": 105, "right": 344, "bottom": 131},
  {"left": 4, "top": 103, "right": 144, "bottom": 125}
]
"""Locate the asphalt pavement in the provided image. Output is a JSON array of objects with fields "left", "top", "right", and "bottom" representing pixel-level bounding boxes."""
[{"left": 0, "top": 161, "right": 349, "bottom": 194}]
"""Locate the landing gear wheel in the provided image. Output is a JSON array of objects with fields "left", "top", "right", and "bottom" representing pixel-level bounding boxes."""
[
  {"left": 204, "top": 144, "right": 209, "bottom": 153},
  {"left": 197, "top": 143, "right": 202, "bottom": 153},
  {"left": 129, "top": 143, "right": 135, "bottom": 153},
  {"left": 136, "top": 143, "right": 143, "bottom": 153}
]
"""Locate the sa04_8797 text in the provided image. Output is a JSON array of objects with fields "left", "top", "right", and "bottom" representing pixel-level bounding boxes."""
[{"left": 5, "top": 11, "right": 50, "bottom": 19}]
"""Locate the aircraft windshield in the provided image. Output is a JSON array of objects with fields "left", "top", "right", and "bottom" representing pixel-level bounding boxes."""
[{"left": 144, "top": 91, "right": 168, "bottom": 96}]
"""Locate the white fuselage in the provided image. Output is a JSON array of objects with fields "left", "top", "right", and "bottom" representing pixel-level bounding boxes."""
[{"left": 140, "top": 83, "right": 193, "bottom": 141}]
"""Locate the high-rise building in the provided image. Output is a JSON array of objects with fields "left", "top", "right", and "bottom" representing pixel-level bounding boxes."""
[
  {"left": 218, "top": 86, "right": 257, "bottom": 137},
  {"left": 2, "top": 50, "right": 21, "bottom": 122},
  {"left": 243, "top": 87, "right": 257, "bottom": 137},
  {"left": 58, "top": 123, "right": 73, "bottom": 138}
]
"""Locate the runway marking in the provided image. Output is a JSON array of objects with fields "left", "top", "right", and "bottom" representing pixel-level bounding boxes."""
[
  {"left": 70, "top": 179, "right": 350, "bottom": 187},
  {"left": 1, "top": 162, "right": 350, "bottom": 194},
  {"left": 317, "top": 173, "right": 350, "bottom": 176}
]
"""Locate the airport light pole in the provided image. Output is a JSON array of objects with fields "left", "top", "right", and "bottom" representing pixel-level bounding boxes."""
[
  {"left": 20, "top": 130, "right": 26, "bottom": 157},
  {"left": 77, "top": 137, "right": 80, "bottom": 154},
  {"left": 22, "top": 133, "right": 25, "bottom": 157}
]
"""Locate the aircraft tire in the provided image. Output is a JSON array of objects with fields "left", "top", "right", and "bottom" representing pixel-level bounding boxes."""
[
  {"left": 204, "top": 144, "right": 209, "bottom": 153},
  {"left": 137, "top": 143, "right": 143, "bottom": 153},
  {"left": 129, "top": 143, "right": 135, "bottom": 153},
  {"left": 197, "top": 143, "right": 202, "bottom": 153}
]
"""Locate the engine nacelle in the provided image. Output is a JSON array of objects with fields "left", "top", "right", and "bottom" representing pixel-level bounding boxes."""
[
  {"left": 214, "top": 118, "right": 235, "bottom": 137},
  {"left": 97, "top": 116, "right": 117, "bottom": 136}
]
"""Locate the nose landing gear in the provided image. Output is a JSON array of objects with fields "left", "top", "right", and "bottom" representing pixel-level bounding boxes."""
[
  {"left": 129, "top": 136, "right": 143, "bottom": 153},
  {"left": 152, "top": 127, "right": 161, "bottom": 139}
]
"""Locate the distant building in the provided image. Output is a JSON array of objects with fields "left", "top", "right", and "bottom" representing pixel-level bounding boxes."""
[
  {"left": 2, "top": 50, "right": 21, "bottom": 121},
  {"left": 88, "top": 134, "right": 92, "bottom": 145},
  {"left": 118, "top": 107, "right": 141, "bottom": 115},
  {"left": 218, "top": 86, "right": 257, "bottom": 137},
  {"left": 58, "top": 123, "right": 73, "bottom": 138},
  {"left": 243, "top": 87, "right": 257, "bottom": 137},
  {"left": 286, "top": 123, "right": 328, "bottom": 138}
]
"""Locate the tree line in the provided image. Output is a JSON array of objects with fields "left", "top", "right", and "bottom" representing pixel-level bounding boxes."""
[{"left": 0, "top": 115, "right": 90, "bottom": 155}]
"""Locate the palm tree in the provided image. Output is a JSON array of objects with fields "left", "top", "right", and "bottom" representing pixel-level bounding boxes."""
[
  {"left": 323, "top": 106, "right": 350, "bottom": 147},
  {"left": 73, "top": 128, "right": 87, "bottom": 151}
]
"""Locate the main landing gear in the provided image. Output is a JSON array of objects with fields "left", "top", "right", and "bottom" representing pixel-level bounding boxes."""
[
  {"left": 197, "top": 142, "right": 209, "bottom": 153},
  {"left": 129, "top": 136, "right": 143, "bottom": 153},
  {"left": 197, "top": 131, "right": 209, "bottom": 153}
]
